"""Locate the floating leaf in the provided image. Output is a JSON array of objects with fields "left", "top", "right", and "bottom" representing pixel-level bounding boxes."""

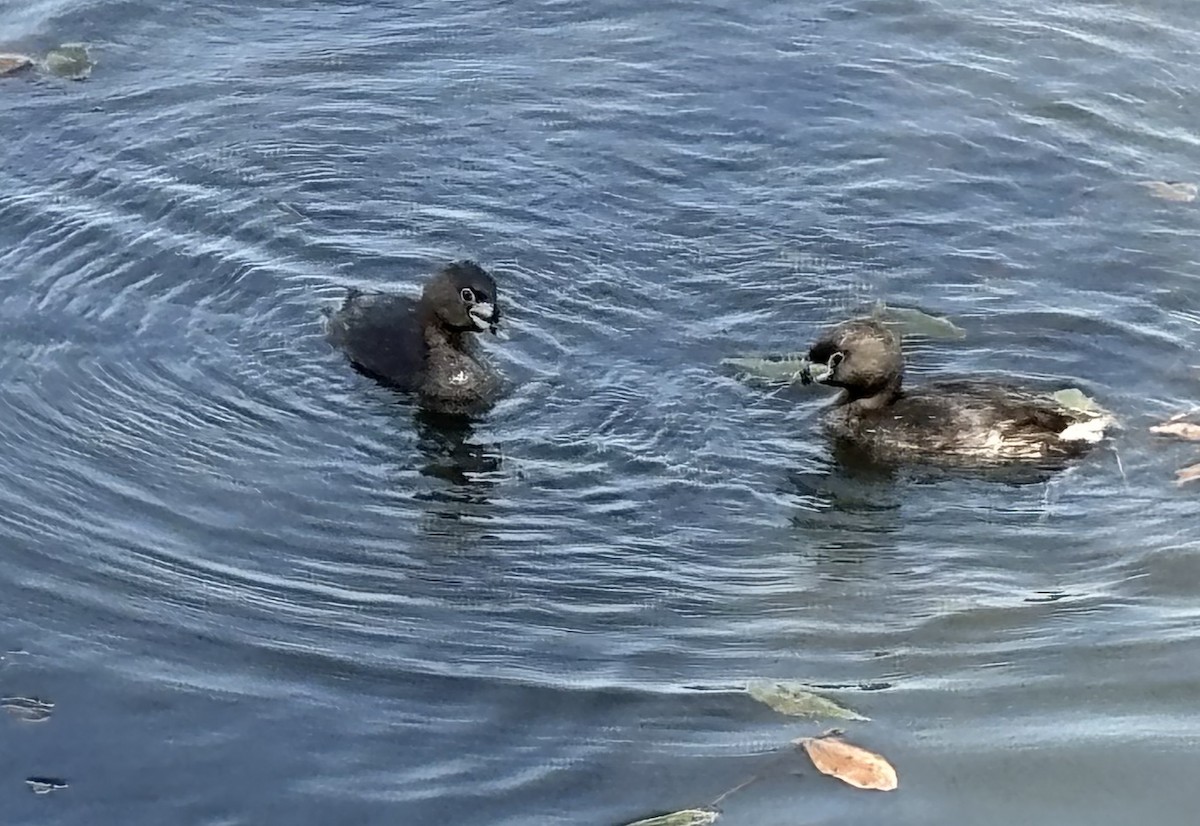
[
  {"left": 1052, "top": 388, "right": 1102, "bottom": 414},
  {"left": 795, "top": 734, "right": 898, "bottom": 791},
  {"left": 746, "top": 680, "right": 869, "bottom": 721},
  {"left": 0, "top": 53, "right": 34, "bottom": 76},
  {"left": 622, "top": 808, "right": 719, "bottom": 826},
  {"left": 25, "top": 777, "right": 68, "bottom": 794},
  {"left": 2, "top": 696, "right": 54, "bottom": 722},
  {"left": 1176, "top": 462, "right": 1200, "bottom": 486},
  {"left": 1150, "top": 422, "right": 1200, "bottom": 441},
  {"left": 44, "top": 43, "right": 93, "bottom": 80},
  {"left": 873, "top": 303, "right": 966, "bottom": 340},
  {"left": 1139, "top": 180, "right": 1198, "bottom": 203},
  {"left": 720, "top": 354, "right": 809, "bottom": 384}
]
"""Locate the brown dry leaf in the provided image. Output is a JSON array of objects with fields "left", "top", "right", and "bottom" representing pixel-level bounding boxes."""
[
  {"left": 795, "top": 734, "right": 898, "bottom": 791},
  {"left": 1150, "top": 422, "right": 1200, "bottom": 441},
  {"left": 0, "top": 54, "right": 34, "bottom": 76},
  {"left": 1139, "top": 181, "right": 1198, "bottom": 202},
  {"left": 1176, "top": 463, "right": 1200, "bottom": 486}
]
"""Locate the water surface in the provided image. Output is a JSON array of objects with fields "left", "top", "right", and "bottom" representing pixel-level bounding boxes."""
[{"left": 2, "top": 0, "right": 1199, "bottom": 823}]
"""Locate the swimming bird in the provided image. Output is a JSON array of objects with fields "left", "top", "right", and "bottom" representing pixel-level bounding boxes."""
[
  {"left": 326, "top": 260, "right": 502, "bottom": 413},
  {"left": 800, "top": 318, "right": 1113, "bottom": 465}
]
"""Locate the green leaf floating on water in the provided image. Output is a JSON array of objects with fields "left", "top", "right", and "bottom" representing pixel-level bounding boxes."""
[
  {"left": 44, "top": 43, "right": 94, "bottom": 80},
  {"left": 746, "top": 680, "right": 869, "bottom": 721},
  {"left": 871, "top": 302, "right": 967, "bottom": 340},
  {"left": 622, "top": 809, "right": 719, "bottom": 826},
  {"left": 719, "top": 354, "right": 810, "bottom": 384},
  {"left": 1051, "top": 387, "right": 1103, "bottom": 414}
]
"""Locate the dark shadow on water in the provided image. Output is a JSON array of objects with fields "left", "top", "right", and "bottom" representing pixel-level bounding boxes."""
[
  {"left": 786, "top": 442, "right": 905, "bottom": 571},
  {"left": 788, "top": 440, "right": 903, "bottom": 517},
  {"left": 412, "top": 408, "right": 503, "bottom": 494},
  {"left": 814, "top": 435, "right": 1081, "bottom": 490},
  {"left": 785, "top": 437, "right": 1078, "bottom": 571},
  {"left": 406, "top": 407, "right": 505, "bottom": 552}
]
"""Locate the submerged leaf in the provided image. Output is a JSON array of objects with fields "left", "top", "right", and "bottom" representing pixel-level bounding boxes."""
[
  {"left": 746, "top": 680, "right": 869, "bottom": 721},
  {"left": 2, "top": 696, "right": 54, "bottom": 722},
  {"left": 1151, "top": 421, "right": 1200, "bottom": 441},
  {"left": 720, "top": 355, "right": 809, "bottom": 384},
  {"left": 1176, "top": 462, "right": 1200, "bottom": 486},
  {"left": 44, "top": 43, "right": 93, "bottom": 80},
  {"left": 0, "top": 53, "right": 34, "bottom": 76},
  {"left": 622, "top": 808, "right": 719, "bottom": 826},
  {"left": 873, "top": 302, "right": 966, "bottom": 340},
  {"left": 795, "top": 735, "right": 898, "bottom": 791},
  {"left": 1139, "top": 180, "right": 1198, "bottom": 203}
]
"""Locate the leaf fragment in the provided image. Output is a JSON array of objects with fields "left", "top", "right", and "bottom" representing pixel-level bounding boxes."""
[
  {"left": 0, "top": 53, "right": 34, "bottom": 76},
  {"left": 746, "top": 680, "right": 869, "bottom": 721},
  {"left": 25, "top": 777, "right": 68, "bottom": 794},
  {"left": 1052, "top": 388, "right": 1102, "bottom": 414},
  {"left": 1139, "top": 180, "right": 1198, "bottom": 202},
  {"left": 795, "top": 735, "right": 898, "bottom": 791},
  {"left": 720, "top": 355, "right": 809, "bottom": 384},
  {"left": 1176, "top": 462, "right": 1200, "bottom": 486},
  {"left": 622, "top": 808, "right": 719, "bottom": 826},
  {"left": 1150, "top": 422, "right": 1200, "bottom": 441},
  {"left": 872, "top": 303, "right": 966, "bottom": 340}
]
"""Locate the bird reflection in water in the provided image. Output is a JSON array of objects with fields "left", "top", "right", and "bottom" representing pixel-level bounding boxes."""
[{"left": 411, "top": 407, "right": 503, "bottom": 518}]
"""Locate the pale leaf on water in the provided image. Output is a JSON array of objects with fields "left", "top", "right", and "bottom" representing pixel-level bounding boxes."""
[
  {"left": 1052, "top": 388, "right": 1102, "bottom": 414},
  {"left": 1176, "top": 462, "right": 1200, "bottom": 486},
  {"left": 795, "top": 735, "right": 898, "bottom": 791},
  {"left": 720, "top": 355, "right": 809, "bottom": 384},
  {"left": 746, "top": 680, "right": 868, "bottom": 721},
  {"left": 872, "top": 302, "right": 966, "bottom": 340},
  {"left": 26, "top": 777, "right": 68, "bottom": 795},
  {"left": 622, "top": 808, "right": 719, "bottom": 826},
  {"left": 0, "top": 53, "right": 34, "bottom": 76},
  {"left": 1139, "top": 180, "right": 1198, "bottom": 202},
  {"left": 1151, "top": 421, "right": 1200, "bottom": 441}
]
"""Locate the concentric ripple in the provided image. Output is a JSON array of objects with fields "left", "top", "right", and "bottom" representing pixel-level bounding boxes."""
[{"left": 1, "top": 0, "right": 1199, "bottom": 823}]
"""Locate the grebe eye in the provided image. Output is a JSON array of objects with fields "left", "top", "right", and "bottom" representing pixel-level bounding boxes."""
[
  {"left": 459, "top": 288, "right": 476, "bottom": 303},
  {"left": 828, "top": 352, "right": 845, "bottom": 369}
]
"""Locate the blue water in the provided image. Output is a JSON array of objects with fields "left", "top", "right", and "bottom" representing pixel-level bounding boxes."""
[{"left": 2, "top": 1, "right": 1199, "bottom": 823}]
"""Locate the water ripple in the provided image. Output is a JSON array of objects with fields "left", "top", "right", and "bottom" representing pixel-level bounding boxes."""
[{"left": 2, "top": 0, "right": 1200, "bottom": 823}]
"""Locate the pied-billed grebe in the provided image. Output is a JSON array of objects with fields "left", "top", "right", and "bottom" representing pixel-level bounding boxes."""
[
  {"left": 326, "top": 260, "right": 502, "bottom": 413},
  {"left": 800, "top": 318, "right": 1114, "bottom": 465}
]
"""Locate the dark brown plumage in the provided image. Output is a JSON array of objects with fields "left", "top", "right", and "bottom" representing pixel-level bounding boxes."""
[
  {"left": 802, "top": 319, "right": 1112, "bottom": 465},
  {"left": 326, "top": 261, "right": 502, "bottom": 413}
]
